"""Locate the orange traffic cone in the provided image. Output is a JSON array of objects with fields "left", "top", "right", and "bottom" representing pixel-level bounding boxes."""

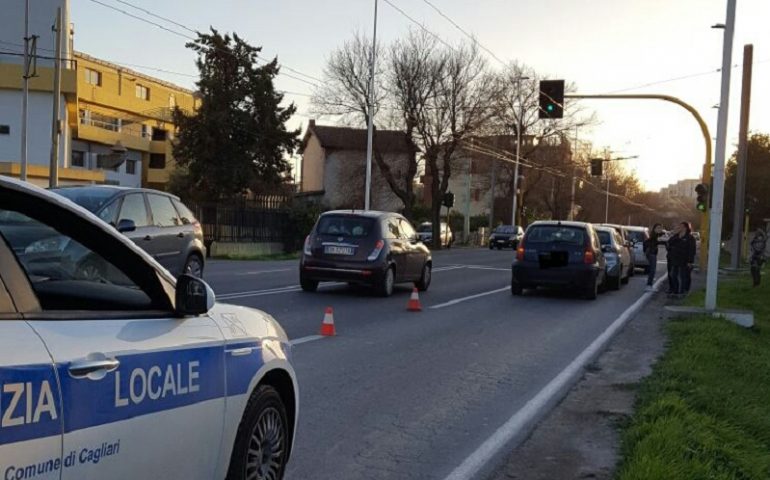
[
  {"left": 320, "top": 307, "right": 336, "bottom": 336},
  {"left": 407, "top": 288, "right": 422, "bottom": 312}
]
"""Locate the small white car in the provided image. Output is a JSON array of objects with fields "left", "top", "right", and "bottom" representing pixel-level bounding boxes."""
[{"left": 0, "top": 177, "right": 297, "bottom": 480}]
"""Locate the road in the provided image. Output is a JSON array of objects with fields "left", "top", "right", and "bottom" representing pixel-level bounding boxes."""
[{"left": 204, "top": 249, "right": 658, "bottom": 480}]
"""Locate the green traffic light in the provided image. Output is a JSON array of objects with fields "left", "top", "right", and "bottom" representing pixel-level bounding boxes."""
[
  {"left": 697, "top": 203, "right": 707, "bottom": 212},
  {"left": 547, "top": 104, "right": 554, "bottom": 112}
]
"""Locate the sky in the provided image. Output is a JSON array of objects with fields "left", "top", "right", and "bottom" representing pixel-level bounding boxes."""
[{"left": 70, "top": 0, "right": 770, "bottom": 192}]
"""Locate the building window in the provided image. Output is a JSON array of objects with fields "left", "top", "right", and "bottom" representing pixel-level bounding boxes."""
[
  {"left": 71, "top": 151, "right": 85, "bottom": 168},
  {"left": 126, "top": 159, "right": 137, "bottom": 175},
  {"left": 0, "top": 125, "right": 9, "bottom": 135},
  {"left": 149, "top": 154, "right": 166, "bottom": 169},
  {"left": 84, "top": 68, "right": 101, "bottom": 86},
  {"left": 151, "top": 128, "right": 167, "bottom": 141},
  {"left": 135, "top": 84, "right": 150, "bottom": 100},
  {"left": 141, "top": 124, "right": 151, "bottom": 138}
]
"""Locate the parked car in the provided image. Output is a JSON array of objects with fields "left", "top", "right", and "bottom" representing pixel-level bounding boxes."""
[
  {"left": 416, "top": 222, "right": 454, "bottom": 248},
  {"left": 625, "top": 226, "right": 650, "bottom": 272},
  {"left": 489, "top": 225, "right": 524, "bottom": 250},
  {"left": 511, "top": 221, "right": 606, "bottom": 300},
  {"left": 300, "top": 210, "right": 432, "bottom": 297},
  {"left": 52, "top": 186, "right": 206, "bottom": 277},
  {"left": 601, "top": 223, "right": 636, "bottom": 276},
  {"left": 595, "top": 225, "right": 632, "bottom": 290},
  {"left": 0, "top": 176, "right": 297, "bottom": 480}
]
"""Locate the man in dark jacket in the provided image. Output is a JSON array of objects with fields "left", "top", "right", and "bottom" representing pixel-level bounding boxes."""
[
  {"left": 644, "top": 223, "right": 666, "bottom": 291},
  {"left": 667, "top": 222, "right": 696, "bottom": 296}
]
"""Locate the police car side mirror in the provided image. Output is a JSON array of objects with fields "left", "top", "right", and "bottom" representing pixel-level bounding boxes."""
[{"left": 176, "top": 274, "right": 215, "bottom": 316}]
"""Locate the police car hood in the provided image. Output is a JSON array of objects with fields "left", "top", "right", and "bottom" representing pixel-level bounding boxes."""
[{"left": 0, "top": 176, "right": 176, "bottom": 284}]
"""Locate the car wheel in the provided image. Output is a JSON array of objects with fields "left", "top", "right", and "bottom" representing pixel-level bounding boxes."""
[
  {"left": 584, "top": 277, "right": 599, "bottom": 300},
  {"left": 621, "top": 266, "right": 630, "bottom": 285},
  {"left": 300, "top": 275, "right": 318, "bottom": 292},
  {"left": 377, "top": 267, "right": 395, "bottom": 297},
  {"left": 184, "top": 253, "right": 204, "bottom": 277},
  {"left": 610, "top": 274, "right": 621, "bottom": 291},
  {"left": 511, "top": 282, "right": 523, "bottom": 296},
  {"left": 489, "top": 244, "right": 494, "bottom": 250},
  {"left": 628, "top": 265, "right": 635, "bottom": 277},
  {"left": 226, "top": 385, "right": 289, "bottom": 480},
  {"left": 415, "top": 263, "right": 432, "bottom": 292}
]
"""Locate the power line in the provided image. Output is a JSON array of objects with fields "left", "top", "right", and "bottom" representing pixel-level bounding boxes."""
[
  {"left": 86, "top": 0, "right": 323, "bottom": 87},
  {"left": 113, "top": 0, "right": 197, "bottom": 34},
  {"left": 420, "top": 0, "right": 506, "bottom": 65},
  {"left": 381, "top": 0, "right": 457, "bottom": 51}
]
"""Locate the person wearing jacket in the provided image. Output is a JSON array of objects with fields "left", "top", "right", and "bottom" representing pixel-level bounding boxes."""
[
  {"left": 644, "top": 223, "right": 666, "bottom": 291},
  {"left": 667, "top": 222, "right": 697, "bottom": 296}
]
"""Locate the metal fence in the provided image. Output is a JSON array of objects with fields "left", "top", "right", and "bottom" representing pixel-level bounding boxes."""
[{"left": 190, "top": 196, "right": 291, "bottom": 244}]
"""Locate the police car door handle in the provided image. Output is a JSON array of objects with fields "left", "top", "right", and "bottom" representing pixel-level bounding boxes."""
[
  {"left": 229, "top": 347, "right": 253, "bottom": 356},
  {"left": 69, "top": 358, "right": 121, "bottom": 379}
]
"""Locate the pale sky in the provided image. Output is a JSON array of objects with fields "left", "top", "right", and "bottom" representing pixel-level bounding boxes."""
[{"left": 71, "top": 0, "right": 769, "bottom": 191}]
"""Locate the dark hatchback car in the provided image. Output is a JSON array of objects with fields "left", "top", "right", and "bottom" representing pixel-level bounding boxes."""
[
  {"left": 51, "top": 186, "right": 206, "bottom": 277},
  {"left": 511, "top": 221, "right": 606, "bottom": 300},
  {"left": 489, "top": 225, "right": 524, "bottom": 250},
  {"left": 300, "top": 210, "right": 432, "bottom": 297}
]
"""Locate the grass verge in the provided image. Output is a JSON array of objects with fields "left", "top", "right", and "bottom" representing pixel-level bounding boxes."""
[
  {"left": 616, "top": 273, "right": 770, "bottom": 480},
  {"left": 212, "top": 252, "right": 299, "bottom": 261}
]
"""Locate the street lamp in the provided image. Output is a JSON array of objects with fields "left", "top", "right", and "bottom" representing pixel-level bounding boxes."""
[
  {"left": 364, "top": 0, "right": 378, "bottom": 210},
  {"left": 511, "top": 76, "right": 530, "bottom": 227}
]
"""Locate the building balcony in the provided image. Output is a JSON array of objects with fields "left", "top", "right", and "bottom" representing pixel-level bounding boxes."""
[{"left": 77, "top": 120, "right": 151, "bottom": 152}]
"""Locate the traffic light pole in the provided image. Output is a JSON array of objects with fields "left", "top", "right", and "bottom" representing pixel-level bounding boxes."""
[{"left": 565, "top": 93, "right": 713, "bottom": 272}]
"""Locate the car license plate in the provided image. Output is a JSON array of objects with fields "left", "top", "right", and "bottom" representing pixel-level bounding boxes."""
[
  {"left": 497, "top": 239, "right": 505, "bottom": 243},
  {"left": 325, "top": 246, "right": 354, "bottom": 255}
]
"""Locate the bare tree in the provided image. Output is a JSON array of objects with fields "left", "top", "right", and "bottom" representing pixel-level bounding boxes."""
[
  {"left": 400, "top": 38, "right": 497, "bottom": 247},
  {"left": 311, "top": 32, "right": 419, "bottom": 219}
]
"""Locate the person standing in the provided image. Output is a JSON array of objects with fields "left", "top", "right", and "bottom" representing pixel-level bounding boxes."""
[
  {"left": 668, "top": 222, "right": 696, "bottom": 297},
  {"left": 644, "top": 223, "right": 665, "bottom": 291},
  {"left": 750, "top": 229, "right": 767, "bottom": 287}
]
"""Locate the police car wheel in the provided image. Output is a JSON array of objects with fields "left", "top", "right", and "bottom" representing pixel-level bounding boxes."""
[{"left": 227, "top": 385, "right": 289, "bottom": 480}]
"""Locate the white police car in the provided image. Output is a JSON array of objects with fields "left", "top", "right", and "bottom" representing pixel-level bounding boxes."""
[{"left": 0, "top": 177, "right": 297, "bottom": 480}]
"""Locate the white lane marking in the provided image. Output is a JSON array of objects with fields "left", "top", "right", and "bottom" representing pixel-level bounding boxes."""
[
  {"left": 289, "top": 335, "right": 325, "bottom": 346},
  {"left": 429, "top": 287, "right": 510, "bottom": 309},
  {"left": 235, "top": 268, "right": 294, "bottom": 276},
  {"left": 434, "top": 266, "right": 466, "bottom": 272},
  {"left": 442, "top": 273, "right": 669, "bottom": 480},
  {"left": 217, "top": 282, "right": 346, "bottom": 300},
  {"left": 464, "top": 266, "right": 510, "bottom": 272}
]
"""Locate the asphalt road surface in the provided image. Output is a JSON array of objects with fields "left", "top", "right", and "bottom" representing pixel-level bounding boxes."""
[{"left": 204, "top": 249, "right": 659, "bottom": 480}]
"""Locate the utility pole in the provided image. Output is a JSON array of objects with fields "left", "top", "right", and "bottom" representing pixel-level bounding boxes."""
[
  {"left": 729, "top": 44, "right": 753, "bottom": 270},
  {"left": 364, "top": 0, "right": 378, "bottom": 210},
  {"left": 464, "top": 156, "right": 472, "bottom": 242},
  {"left": 20, "top": 0, "right": 32, "bottom": 181},
  {"left": 605, "top": 174, "right": 610, "bottom": 223},
  {"left": 488, "top": 156, "right": 496, "bottom": 229},
  {"left": 705, "top": 0, "right": 737, "bottom": 311},
  {"left": 511, "top": 76, "right": 529, "bottom": 226},
  {"left": 49, "top": 7, "right": 63, "bottom": 188},
  {"left": 569, "top": 126, "right": 579, "bottom": 221}
]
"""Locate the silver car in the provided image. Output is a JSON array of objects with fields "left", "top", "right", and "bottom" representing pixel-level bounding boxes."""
[
  {"left": 625, "top": 226, "right": 651, "bottom": 272},
  {"left": 595, "top": 225, "right": 632, "bottom": 290}
]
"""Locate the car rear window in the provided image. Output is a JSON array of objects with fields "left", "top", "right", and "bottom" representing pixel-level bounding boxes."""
[
  {"left": 494, "top": 226, "right": 515, "bottom": 234},
  {"left": 316, "top": 216, "right": 375, "bottom": 238},
  {"left": 597, "top": 231, "right": 612, "bottom": 245},
  {"left": 526, "top": 226, "right": 586, "bottom": 246},
  {"left": 417, "top": 224, "right": 432, "bottom": 233}
]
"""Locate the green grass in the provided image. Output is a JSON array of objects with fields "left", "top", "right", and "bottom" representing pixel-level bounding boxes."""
[
  {"left": 212, "top": 252, "right": 299, "bottom": 261},
  {"left": 616, "top": 273, "right": 770, "bottom": 480}
]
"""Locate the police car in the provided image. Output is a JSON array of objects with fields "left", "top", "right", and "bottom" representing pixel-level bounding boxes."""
[{"left": 0, "top": 177, "right": 297, "bottom": 480}]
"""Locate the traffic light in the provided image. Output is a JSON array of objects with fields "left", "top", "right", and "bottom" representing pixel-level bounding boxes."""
[
  {"left": 538, "top": 79, "right": 565, "bottom": 119},
  {"left": 590, "top": 159, "right": 603, "bottom": 177},
  {"left": 443, "top": 192, "right": 455, "bottom": 208},
  {"left": 695, "top": 183, "right": 709, "bottom": 212}
]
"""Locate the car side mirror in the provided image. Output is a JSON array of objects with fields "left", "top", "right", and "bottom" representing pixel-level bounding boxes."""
[
  {"left": 116, "top": 218, "right": 136, "bottom": 233},
  {"left": 176, "top": 274, "right": 215, "bottom": 316}
]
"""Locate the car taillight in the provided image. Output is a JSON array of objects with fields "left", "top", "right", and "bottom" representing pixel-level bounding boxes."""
[
  {"left": 303, "top": 236, "right": 313, "bottom": 256},
  {"left": 584, "top": 249, "right": 595, "bottom": 264},
  {"left": 368, "top": 240, "right": 385, "bottom": 261},
  {"left": 516, "top": 239, "right": 525, "bottom": 261}
]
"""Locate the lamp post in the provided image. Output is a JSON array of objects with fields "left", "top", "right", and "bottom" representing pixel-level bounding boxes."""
[
  {"left": 511, "top": 76, "right": 529, "bottom": 226},
  {"left": 364, "top": 0, "right": 378, "bottom": 210}
]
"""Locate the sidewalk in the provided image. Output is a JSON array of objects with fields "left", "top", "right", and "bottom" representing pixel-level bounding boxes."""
[{"left": 488, "top": 287, "right": 677, "bottom": 479}]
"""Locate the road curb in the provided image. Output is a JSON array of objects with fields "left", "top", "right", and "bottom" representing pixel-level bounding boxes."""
[{"left": 443, "top": 274, "right": 669, "bottom": 480}]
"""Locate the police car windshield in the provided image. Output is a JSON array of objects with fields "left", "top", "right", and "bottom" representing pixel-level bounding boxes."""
[
  {"left": 53, "top": 187, "right": 117, "bottom": 213},
  {"left": 317, "top": 216, "right": 375, "bottom": 238}
]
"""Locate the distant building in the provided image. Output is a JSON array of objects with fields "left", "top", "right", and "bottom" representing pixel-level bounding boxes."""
[
  {"left": 660, "top": 179, "right": 700, "bottom": 200},
  {"left": 299, "top": 120, "right": 416, "bottom": 211},
  {"left": 1, "top": 0, "right": 197, "bottom": 188}
]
